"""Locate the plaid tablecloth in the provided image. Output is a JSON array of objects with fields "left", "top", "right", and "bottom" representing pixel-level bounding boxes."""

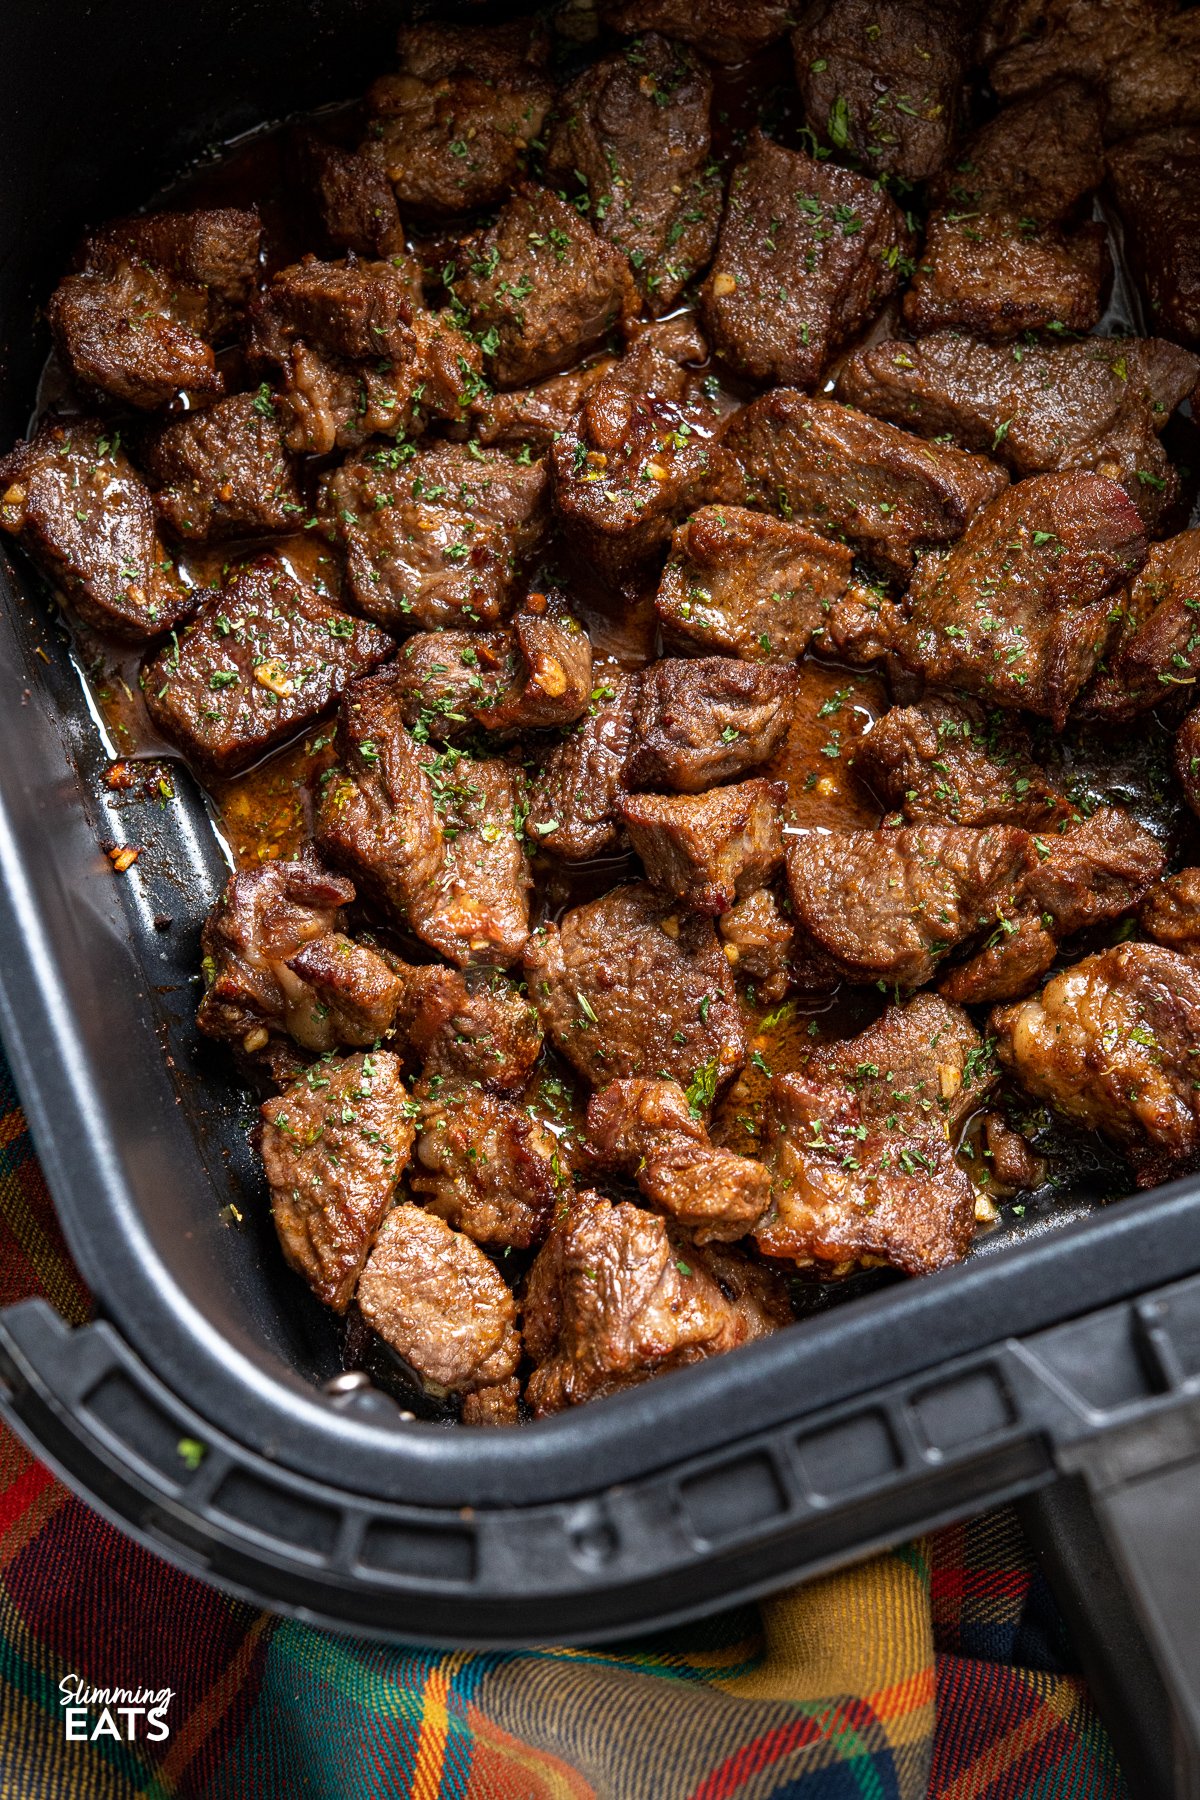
[{"left": 0, "top": 1055, "right": 1128, "bottom": 1799}]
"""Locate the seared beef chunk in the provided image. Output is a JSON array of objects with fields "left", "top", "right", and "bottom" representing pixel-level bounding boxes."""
[
  {"left": 1141, "top": 868, "right": 1200, "bottom": 960},
  {"left": 260, "top": 1051, "right": 415, "bottom": 1310},
  {"left": 598, "top": 0, "right": 795, "bottom": 62},
  {"left": 625, "top": 657, "right": 794, "bottom": 793},
  {"left": 546, "top": 35, "right": 720, "bottom": 316},
  {"left": 302, "top": 136, "right": 408, "bottom": 259},
  {"left": 836, "top": 335, "right": 1196, "bottom": 530},
  {"left": 933, "top": 81, "right": 1104, "bottom": 223},
  {"left": 980, "top": 1114, "right": 1047, "bottom": 1198},
  {"left": 364, "top": 19, "right": 554, "bottom": 217},
  {"left": 550, "top": 344, "right": 724, "bottom": 581},
  {"left": 452, "top": 186, "right": 637, "bottom": 387},
  {"left": 139, "top": 392, "right": 301, "bottom": 541},
  {"left": 143, "top": 555, "right": 391, "bottom": 775},
  {"left": 389, "top": 603, "right": 592, "bottom": 743},
  {"left": 0, "top": 419, "right": 192, "bottom": 640},
  {"left": 1108, "top": 130, "right": 1200, "bottom": 348},
  {"left": 77, "top": 207, "right": 262, "bottom": 330},
  {"left": 700, "top": 135, "right": 910, "bottom": 388},
  {"left": 524, "top": 1190, "right": 765, "bottom": 1414},
  {"left": 656, "top": 505, "right": 856, "bottom": 663},
  {"left": 714, "top": 392, "right": 1009, "bottom": 581},
  {"left": 786, "top": 822, "right": 1035, "bottom": 990},
  {"left": 460, "top": 1378, "right": 520, "bottom": 1426},
  {"left": 1177, "top": 708, "right": 1200, "bottom": 819},
  {"left": 524, "top": 673, "right": 640, "bottom": 859},
  {"left": 903, "top": 211, "right": 1109, "bottom": 342},
  {"left": 198, "top": 853, "right": 402, "bottom": 1053},
  {"left": 758, "top": 994, "right": 993, "bottom": 1274},
  {"left": 319, "top": 668, "right": 531, "bottom": 967},
  {"left": 524, "top": 882, "right": 746, "bottom": 1090},
  {"left": 321, "top": 441, "right": 547, "bottom": 631},
  {"left": 357, "top": 1201, "right": 521, "bottom": 1395},
  {"left": 396, "top": 964, "right": 542, "bottom": 1089},
  {"left": 889, "top": 474, "right": 1148, "bottom": 728},
  {"left": 47, "top": 263, "right": 223, "bottom": 412},
  {"left": 993, "top": 943, "right": 1200, "bottom": 1187},
  {"left": 250, "top": 256, "right": 481, "bottom": 454},
  {"left": 942, "top": 807, "right": 1166, "bottom": 1005},
  {"left": 1083, "top": 532, "right": 1200, "bottom": 721},
  {"left": 410, "top": 1075, "right": 558, "bottom": 1247},
  {"left": 791, "top": 0, "right": 974, "bottom": 182},
  {"left": 719, "top": 887, "right": 804, "bottom": 1003},
  {"left": 587, "top": 1079, "right": 771, "bottom": 1242},
  {"left": 618, "top": 779, "right": 785, "bottom": 914},
  {"left": 853, "top": 699, "right": 1071, "bottom": 830}
]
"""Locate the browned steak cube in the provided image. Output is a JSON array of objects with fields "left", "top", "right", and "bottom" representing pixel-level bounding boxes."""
[
  {"left": 903, "top": 211, "right": 1109, "bottom": 341},
  {"left": 452, "top": 185, "right": 637, "bottom": 387},
  {"left": 549, "top": 344, "right": 725, "bottom": 581},
  {"left": 523, "top": 672, "right": 641, "bottom": 859},
  {"left": 48, "top": 263, "right": 224, "bottom": 411},
  {"left": 365, "top": 19, "right": 554, "bottom": 217},
  {"left": 139, "top": 391, "right": 301, "bottom": 541},
  {"left": 410, "top": 1075, "right": 559, "bottom": 1247},
  {"left": 1177, "top": 707, "right": 1200, "bottom": 819},
  {"left": 388, "top": 600, "right": 592, "bottom": 744},
  {"left": 718, "top": 886, "right": 806, "bottom": 1004},
  {"left": 357, "top": 1202, "right": 521, "bottom": 1395},
  {"left": 890, "top": 473, "right": 1147, "bottom": 728},
  {"left": 785, "top": 821, "right": 1037, "bottom": 989},
  {"left": 835, "top": 333, "right": 1197, "bottom": 530},
  {"left": 286, "top": 934, "right": 406, "bottom": 1048},
  {"left": 0, "top": 419, "right": 193, "bottom": 640},
  {"left": 598, "top": 0, "right": 795, "bottom": 62},
  {"left": 757, "top": 994, "right": 992, "bottom": 1274},
  {"left": 993, "top": 942, "right": 1200, "bottom": 1187},
  {"left": 714, "top": 392, "right": 1009, "bottom": 580},
  {"left": 77, "top": 207, "right": 262, "bottom": 331},
  {"left": 626, "top": 657, "right": 794, "bottom": 793},
  {"left": 792, "top": 0, "right": 974, "bottom": 181},
  {"left": 933, "top": 81, "right": 1104, "bottom": 224},
  {"left": 618, "top": 779, "right": 785, "bottom": 915},
  {"left": 460, "top": 1379, "right": 520, "bottom": 1427},
  {"left": 852, "top": 699, "right": 1072, "bottom": 830},
  {"left": 416, "top": 753, "right": 532, "bottom": 968},
  {"left": 656, "top": 505, "right": 855, "bottom": 662},
  {"left": 1108, "top": 130, "right": 1200, "bottom": 347},
  {"left": 301, "top": 135, "right": 409, "bottom": 260},
  {"left": 546, "top": 35, "right": 720, "bottom": 317},
  {"left": 321, "top": 441, "right": 547, "bottom": 631},
  {"left": 587, "top": 1078, "right": 771, "bottom": 1242},
  {"left": 1083, "top": 530, "right": 1200, "bottom": 720},
  {"left": 397, "top": 964, "right": 542, "bottom": 1090},
  {"left": 700, "top": 134, "right": 910, "bottom": 388},
  {"left": 523, "top": 1190, "right": 756, "bottom": 1414},
  {"left": 143, "top": 555, "right": 392, "bottom": 774},
  {"left": 1140, "top": 868, "right": 1200, "bottom": 960},
  {"left": 260, "top": 1050, "right": 415, "bottom": 1311},
  {"left": 524, "top": 881, "right": 746, "bottom": 1089}
]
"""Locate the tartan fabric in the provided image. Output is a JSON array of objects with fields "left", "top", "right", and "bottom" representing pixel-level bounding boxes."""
[{"left": 0, "top": 1053, "right": 1128, "bottom": 1800}]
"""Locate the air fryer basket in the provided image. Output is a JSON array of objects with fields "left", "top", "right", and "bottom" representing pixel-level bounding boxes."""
[{"left": 4, "top": 4, "right": 1200, "bottom": 1789}]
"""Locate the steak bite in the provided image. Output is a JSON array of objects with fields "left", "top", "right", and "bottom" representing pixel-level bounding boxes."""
[
  {"left": 388, "top": 604, "right": 592, "bottom": 745},
  {"left": 197, "top": 853, "right": 403, "bottom": 1053},
  {"left": 656, "top": 505, "right": 856, "bottom": 663},
  {"left": 719, "top": 886, "right": 807, "bottom": 1003},
  {"left": 889, "top": 473, "right": 1148, "bottom": 729},
  {"left": 396, "top": 964, "right": 542, "bottom": 1090},
  {"left": 587, "top": 1079, "right": 771, "bottom": 1242},
  {"left": 699, "top": 135, "right": 910, "bottom": 389},
  {"left": 625, "top": 657, "right": 795, "bottom": 793},
  {"left": 364, "top": 19, "right": 554, "bottom": 217},
  {"left": 791, "top": 0, "right": 974, "bottom": 182},
  {"left": 1083, "top": 532, "right": 1200, "bottom": 721},
  {"left": 993, "top": 943, "right": 1200, "bottom": 1188},
  {"left": 598, "top": 0, "right": 795, "bottom": 63},
  {"left": 138, "top": 391, "right": 302, "bottom": 541},
  {"left": 47, "top": 262, "right": 224, "bottom": 412},
  {"left": 757, "top": 994, "right": 993, "bottom": 1275},
  {"left": 524, "top": 882, "right": 746, "bottom": 1091},
  {"left": 523, "top": 1190, "right": 762, "bottom": 1415},
  {"left": 260, "top": 1051, "right": 415, "bottom": 1311},
  {"left": 249, "top": 256, "right": 481, "bottom": 454},
  {"left": 1140, "top": 868, "right": 1200, "bottom": 961},
  {"left": 302, "top": 136, "right": 409, "bottom": 260},
  {"left": 357, "top": 1202, "right": 521, "bottom": 1398},
  {"left": 1177, "top": 708, "right": 1200, "bottom": 820},
  {"left": 546, "top": 34, "right": 720, "bottom": 316},
  {"left": 835, "top": 334, "right": 1197, "bottom": 531},
  {"left": 1108, "top": 129, "right": 1200, "bottom": 348},
  {"left": 618, "top": 779, "right": 786, "bottom": 914},
  {"left": 142, "top": 555, "right": 392, "bottom": 776},
  {"left": 852, "top": 699, "right": 1072, "bottom": 830},
  {"left": 410, "top": 1075, "right": 559, "bottom": 1248},
  {"left": 320, "top": 441, "right": 548, "bottom": 632},
  {"left": 523, "top": 672, "right": 641, "bottom": 860},
  {"left": 902, "top": 211, "right": 1109, "bottom": 343},
  {"left": 452, "top": 186, "right": 637, "bottom": 387},
  {"left": 0, "top": 419, "right": 192, "bottom": 640},
  {"left": 933, "top": 80, "right": 1104, "bottom": 223},
  {"left": 714, "top": 392, "right": 1009, "bottom": 581},
  {"left": 77, "top": 207, "right": 262, "bottom": 331},
  {"left": 549, "top": 343, "right": 725, "bottom": 582},
  {"left": 413, "top": 753, "right": 532, "bottom": 968}
]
